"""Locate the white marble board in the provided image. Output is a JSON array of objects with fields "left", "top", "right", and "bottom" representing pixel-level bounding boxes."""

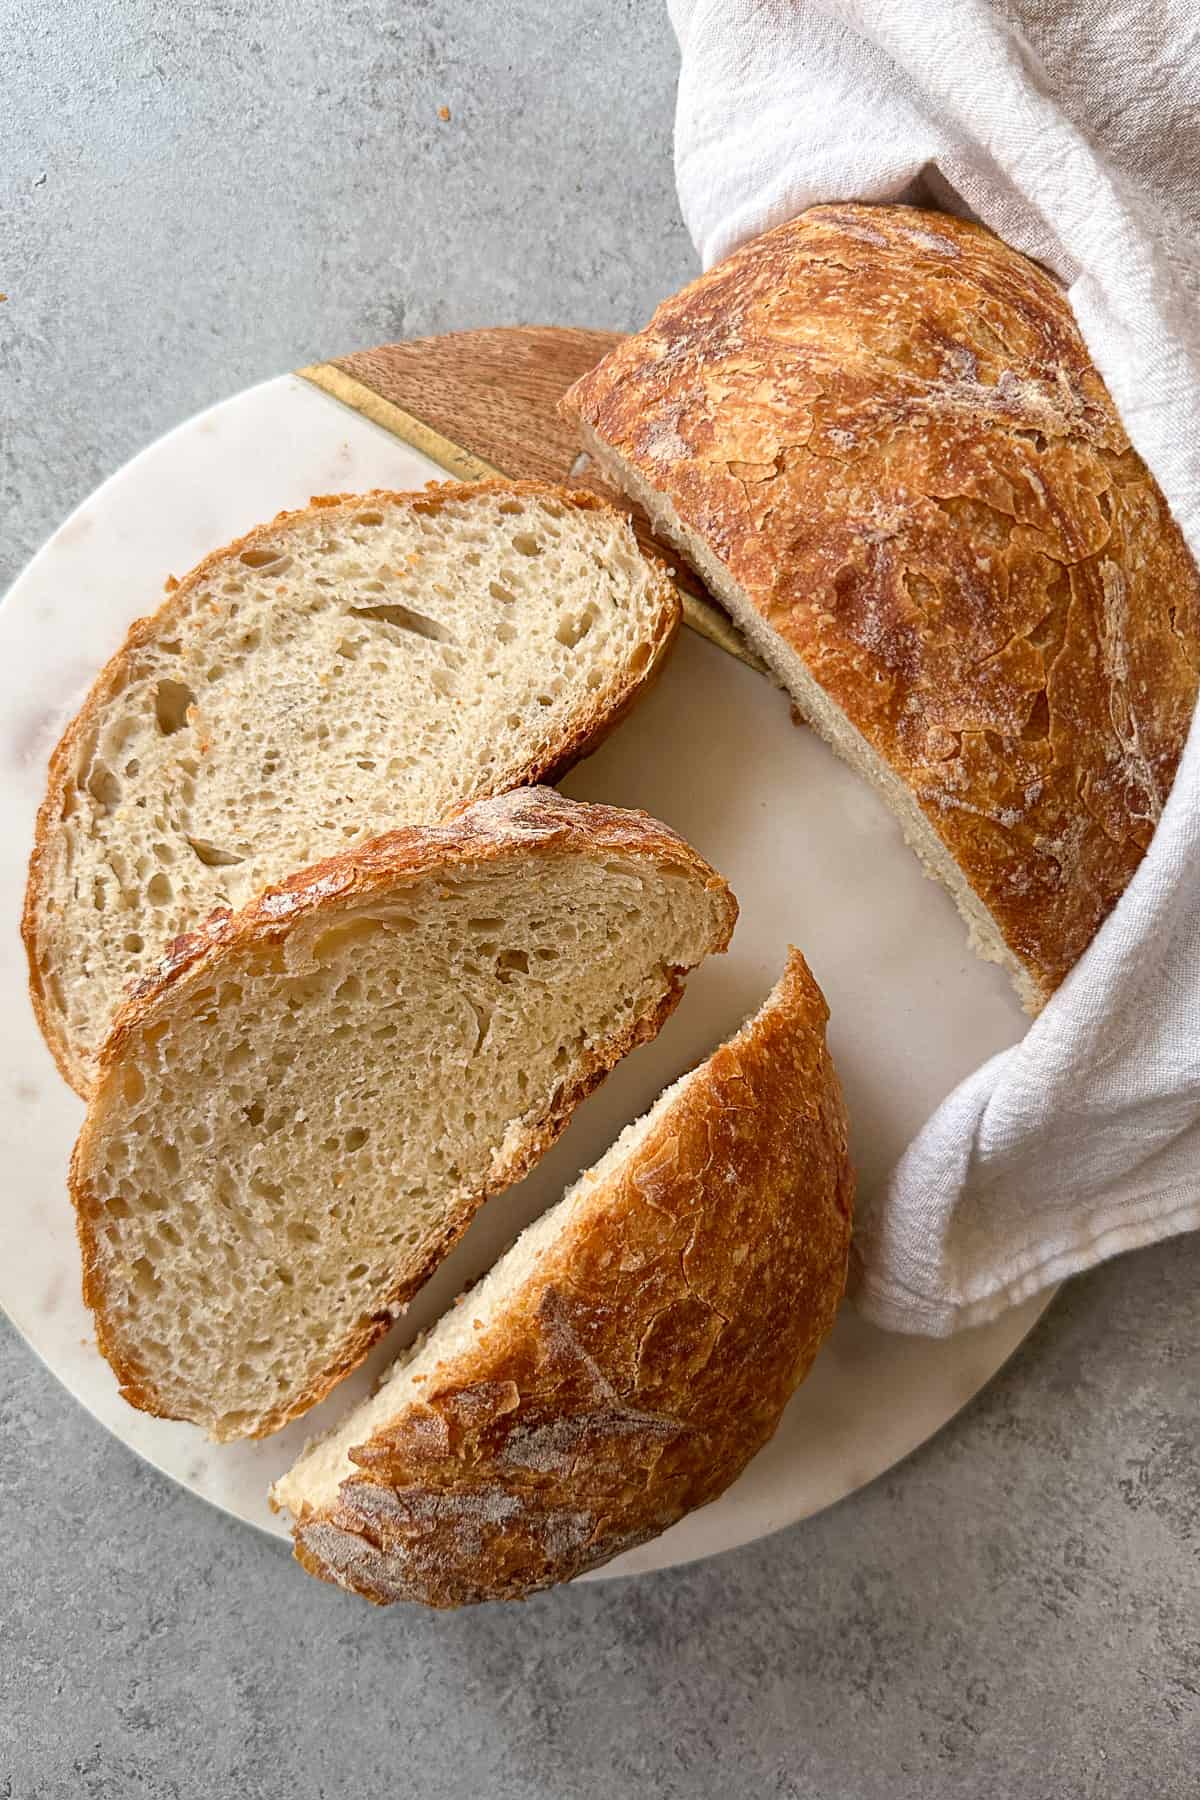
[{"left": 0, "top": 374, "right": 1048, "bottom": 1580}]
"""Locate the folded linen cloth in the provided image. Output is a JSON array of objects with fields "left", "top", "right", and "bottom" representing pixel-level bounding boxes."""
[{"left": 668, "top": 0, "right": 1200, "bottom": 1332}]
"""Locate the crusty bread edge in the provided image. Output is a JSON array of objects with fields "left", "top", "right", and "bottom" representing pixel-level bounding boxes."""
[
  {"left": 570, "top": 420, "right": 1052, "bottom": 1013},
  {"left": 23, "top": 480, "right": 682, "bottom": 1098},
  {"left": 68, "top": 788, "right": 738, "bottom": 1440},
  {"left": 287, "top": 948, "right": 852, "bottom": 1605}
]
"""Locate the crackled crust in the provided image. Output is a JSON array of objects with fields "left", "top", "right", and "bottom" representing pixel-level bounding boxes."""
[
  {"left": 563, "top": 204, "right": 1200, "bottom": 1005},
  {"left": 69, "top": 788, "right": 737, "bottom": 1438},
  {"left": 289, "top": 949, "right": 852, "bottom": 1606},
  {"left": 24, "top": 481, "right": 681, "bottom": 1096}
]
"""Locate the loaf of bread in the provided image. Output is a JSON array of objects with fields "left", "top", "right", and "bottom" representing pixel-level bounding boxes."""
[
  {"left": 24, "top": 482, "right": 680, "bottom": 1094},
  {"left": 69, "top": 788, "right": 736, "bottom": 1441},
  {"left": 562, "top": 204, "right": 1200, "bottom": 1010},
  {"left": 272, "top": 949, "right": 852, "bottom": 1606}
]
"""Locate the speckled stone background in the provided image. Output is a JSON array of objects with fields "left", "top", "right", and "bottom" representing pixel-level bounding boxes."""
[{"left": 3, "top": 3, "right": 1197, "bottom": 1795}]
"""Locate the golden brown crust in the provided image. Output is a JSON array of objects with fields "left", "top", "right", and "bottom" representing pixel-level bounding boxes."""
[
  {"left": 290, "top": 949, "right": 852, "bottom": 1605},
  {"left": 23, "top": 481, "right": 681, "bottom": 1097},
  {"left": 563, "top": 204, "right": 1200, "bottom": 1003},
  {"left": 68, "top": 788, "right": 737, "bottom": 1439}
]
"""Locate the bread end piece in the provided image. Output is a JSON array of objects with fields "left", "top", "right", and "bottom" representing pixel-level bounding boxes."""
[{"left": 278, "top": 948, "right": 853, "bottom": 1605}]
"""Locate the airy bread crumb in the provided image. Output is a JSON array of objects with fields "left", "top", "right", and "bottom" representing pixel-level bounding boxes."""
[
  {"left": 69, "top": 788, "right": 736, "bottom": 1442},
  {"left": 25, "top": 483, "right": 679, "bottom": 1093}
]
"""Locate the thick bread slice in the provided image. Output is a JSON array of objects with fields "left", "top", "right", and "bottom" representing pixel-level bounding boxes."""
[
  {"left": 272, "top": 949, "right": 852, "bottom": 1606},
  {"left": 562, "top": 204, "right": 1200, "bottom": 1011},
  {"left": 25, "top": 481, "right": 680, "bottom": 1094},
  {"left": 69, "top": 788, "right": 736, "bottom": 1442}
]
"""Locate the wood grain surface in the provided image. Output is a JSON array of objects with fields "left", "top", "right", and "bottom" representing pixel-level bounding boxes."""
[
  {"left": 333, "top": 327, "right": 621, "bottom": 485},
  {"left": 300, "top": 328, "right": 760, "bottom": 669}
]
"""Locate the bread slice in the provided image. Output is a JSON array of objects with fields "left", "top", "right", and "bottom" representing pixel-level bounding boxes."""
[
  {"left": 24, "top": 481, "right": 680, "bottom": 1095},
  {"left": 272, "top": 949, "right": 852, "bottom": 1606},
  {"left": 562, "top": 205, "right": 1200, "bottom": 1011},
  {"left": 69, "top": 788, "right": 736, "bottom": 1442}
]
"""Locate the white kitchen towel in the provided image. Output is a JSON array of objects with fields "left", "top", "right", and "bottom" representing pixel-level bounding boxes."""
[{"left": 669, "top": 0, "right": 1200, "bottom": 1333}]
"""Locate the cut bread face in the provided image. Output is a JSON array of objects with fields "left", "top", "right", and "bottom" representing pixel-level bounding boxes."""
[
  {"left": 24, "top": 482, "right": 680, "bottom": 1094},
  {"left": 273, "top": 948, "right": 853, "bottom": 1607},
  {"left": 69, "top": 789, "right": 736, "bottom": 1442}
]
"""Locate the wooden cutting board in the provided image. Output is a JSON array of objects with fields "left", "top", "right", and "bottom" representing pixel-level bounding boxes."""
[{"left": 299, "top": 327, "right": 759, "bottom": 669}]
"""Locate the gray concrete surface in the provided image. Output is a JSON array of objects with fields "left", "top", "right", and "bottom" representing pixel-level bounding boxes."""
[{"left": 2, "top": 4, "right": 1197, "bottom": 1795}]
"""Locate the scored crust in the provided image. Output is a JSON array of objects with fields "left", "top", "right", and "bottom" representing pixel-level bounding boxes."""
[
  {"left": 562, "top": 204, "right": 1200, "bottom": 1007},
  {"left": 285, "top": 948, "right": 853, "bottom": 1607},
  {"left": 68, "top": 788, "right": 738, "bottom": 1439},
  {"left": 23, "top": 480, "right": 682, "bottom": 1096}
]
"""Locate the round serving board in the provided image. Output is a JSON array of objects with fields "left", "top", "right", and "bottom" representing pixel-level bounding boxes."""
[{"left": 0, "top": 329, "right": 1048, "bottom": 1581}]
